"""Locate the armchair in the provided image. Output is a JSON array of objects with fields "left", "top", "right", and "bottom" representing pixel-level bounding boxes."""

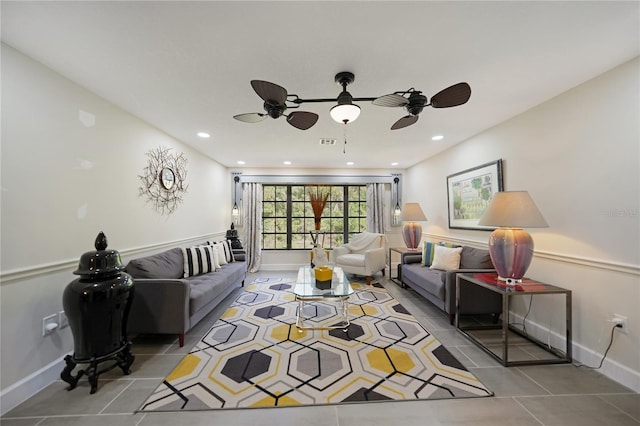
[{"left": 332, "top": 232, "right": 387, "bottom": 285}]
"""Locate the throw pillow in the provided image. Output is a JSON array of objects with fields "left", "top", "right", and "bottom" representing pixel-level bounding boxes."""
[
  {"left": 210, "top": 245, "right": 221, "bottom": 269},
  {"left": 182, "top": 245, "right": 217, "bottom": 278},
  {"left": 222, "top": 240, "right": 234, "bottom": 262},
  {"left": 421, "top": 241, "right": 437, "bottom": 267},
  {"left": 213, "top": 242, "right": 228, "bottom": 265},
  {"left": 429, "top": 245, "right": 463, "bottom": 271},
  {"left": 459, "top": 246, "right": 494, "bottom": 269}
]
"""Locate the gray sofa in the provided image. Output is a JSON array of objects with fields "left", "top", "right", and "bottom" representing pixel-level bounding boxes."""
[
  {"left": 400, "top": 245, "right": 502, "bottom": 324},
  {"left": 125, "top": 246, "right": 246, "bottom": 346}
]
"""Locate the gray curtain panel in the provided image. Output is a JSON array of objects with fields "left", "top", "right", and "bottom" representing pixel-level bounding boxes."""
[
  {"left": 242, "top": 182, "right": 263, "bottom": 272},
  {"left": 366, "top": 182, "right": 387, "bottom": 234}
]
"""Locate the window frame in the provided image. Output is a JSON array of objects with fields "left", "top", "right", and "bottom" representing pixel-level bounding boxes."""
[{"left": 261, "top": 184, "right": 367, "bottom": 250}]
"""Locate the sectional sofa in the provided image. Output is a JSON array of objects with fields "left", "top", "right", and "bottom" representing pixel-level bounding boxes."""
[
  {"left": 400, "top": 243, "right": 502, "bottom": 324},
  {"left": 125, "top": 243, "right": 246, "bottom": 346}
]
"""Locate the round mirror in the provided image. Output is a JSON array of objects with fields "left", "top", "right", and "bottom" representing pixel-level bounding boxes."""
[{"left": 160, "top": 167, "right": 175, "bottom": 190}]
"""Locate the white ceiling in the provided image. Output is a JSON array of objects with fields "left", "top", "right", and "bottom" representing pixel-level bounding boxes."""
[{"left": 2, "top": 1, "right": 638, "bottom": 170}]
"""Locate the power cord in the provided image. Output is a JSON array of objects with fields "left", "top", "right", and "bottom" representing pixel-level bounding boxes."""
[
  {"left": 574, "top": 323, "right": 621, "bottom": 370},
  {"left": 509, "top": 295, "right": 533, "bottom": 336}
]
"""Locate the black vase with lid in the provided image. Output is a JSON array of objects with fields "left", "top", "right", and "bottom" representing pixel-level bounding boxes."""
[{"left": 61, "top": 232, "right": 135, "bottom": 394}]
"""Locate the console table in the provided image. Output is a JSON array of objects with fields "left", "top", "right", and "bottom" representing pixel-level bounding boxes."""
[{"left": 455, "top": 273, "right": 572, "bottom": 366}]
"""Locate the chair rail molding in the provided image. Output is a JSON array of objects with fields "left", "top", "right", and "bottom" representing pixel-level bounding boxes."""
[
  {"left": 0, "top": 233, "right": 225, "bottom": 284},
  {"left": 425, "top": 233, "right": 639, "bottom": 276}
]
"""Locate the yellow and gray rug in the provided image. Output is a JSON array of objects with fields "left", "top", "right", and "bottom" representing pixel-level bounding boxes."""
[{"left": 139, "top": 278, "right": 492, "bottom": 411}]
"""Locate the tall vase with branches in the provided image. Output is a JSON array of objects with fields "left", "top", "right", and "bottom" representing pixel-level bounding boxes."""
[{"left": 308, "top": 186, "right": 329, "bottom": 247}]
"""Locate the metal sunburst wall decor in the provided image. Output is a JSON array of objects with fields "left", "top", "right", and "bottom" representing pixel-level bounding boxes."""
[{"left": 138, "top": 146, "right": 188, "bottom": 215}]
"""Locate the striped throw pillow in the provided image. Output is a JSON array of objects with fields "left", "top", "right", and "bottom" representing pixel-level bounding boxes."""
[
  {"left": 207, "top": 241, "right": 234, "bottom": 263},
  {"left": 182, "top": 246, "right": 217, "bottom": 277},
  {"left": 421, "top": 241, "right": 437, "bottom": 267},
  {"left": 223, "top": 240, "right": 235, "bottom": 262}
]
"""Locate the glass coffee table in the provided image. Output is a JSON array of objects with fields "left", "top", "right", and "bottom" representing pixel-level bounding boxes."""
[{"left": 293, "top": 266, "right": 354, "bottom": 331}]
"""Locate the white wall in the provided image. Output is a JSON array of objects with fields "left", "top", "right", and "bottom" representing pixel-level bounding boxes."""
[
  {"left": 405, "top": 57, "right": 640, "bottom": 391},
  {"left": 0, "top": 44, "right": 230, "bottom": 409}
]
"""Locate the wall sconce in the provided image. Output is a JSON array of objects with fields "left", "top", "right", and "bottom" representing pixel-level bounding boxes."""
[
  {"left": 392, "top": 176, "right": 401, "bottom": 226},
  {"left": 231, "top": 175, "right": 240, "bottom": 219}
]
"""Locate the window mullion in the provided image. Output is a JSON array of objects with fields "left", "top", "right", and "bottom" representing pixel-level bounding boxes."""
[
  {"left": 343, "top": 186, "right": 349, "bottom": 244},
  {"left": 287, "top": 185, "right": 292, "bottom": 250}
]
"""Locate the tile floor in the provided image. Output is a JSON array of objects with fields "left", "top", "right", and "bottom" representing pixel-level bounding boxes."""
[{"left": 2, "top": 271, "right": 638, "bottom": 426}]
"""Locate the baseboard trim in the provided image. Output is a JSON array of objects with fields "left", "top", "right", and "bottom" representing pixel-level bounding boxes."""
[
  {"left": 0, "top": 234, "right": 225, "bottom": 414},
  {"left": 509, "top": 312, "right": 640, "bottom": 392},
  {"left": 258, "top": 264, "right": 302, "bottom": 271},
  {"left": 0, "top": 356, "right": 66, "bottom": 416}
]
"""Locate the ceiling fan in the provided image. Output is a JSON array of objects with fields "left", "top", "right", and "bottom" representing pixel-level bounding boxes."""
[
  {"left": 233, "top": 80, "right": 320, "bottom": 130},
  {"left": 234, "top": 73, "right": 471, "bottom": 131},
  {"left": 373, "top": 82, "right": 472, "bottom": 130}
]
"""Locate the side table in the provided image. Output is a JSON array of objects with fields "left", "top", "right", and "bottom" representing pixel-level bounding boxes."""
[
  {"left": 388, "top": 247, "right": 418, "bottom": 286},
  {"left": 455, "top": 272, "right": 572, "bottom": 366},
  {"left": 232, "top": 249, "right": 246, "bottom": 262}
]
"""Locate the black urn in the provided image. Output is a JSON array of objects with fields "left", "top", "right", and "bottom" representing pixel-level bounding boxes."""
[
  {"left": 226, "top": 222, "right": 243, "bottom": 249},
  {"left": 61, "top": 232, "right": 135, "bottom": 393}
]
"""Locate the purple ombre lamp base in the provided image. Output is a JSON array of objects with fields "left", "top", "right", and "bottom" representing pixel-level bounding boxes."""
[
  {"left": 402, "top": 222, "right": 422, "bottom": 250},
  {"left": 487, "top": 227, "right": 534, "bottom": 285}
]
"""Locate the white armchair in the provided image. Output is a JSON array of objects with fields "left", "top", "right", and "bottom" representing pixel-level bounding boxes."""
[{"left": 332, "top": 232, "right": 387, "bottom": 285}]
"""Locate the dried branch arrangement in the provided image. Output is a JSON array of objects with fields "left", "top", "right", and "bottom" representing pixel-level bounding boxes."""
[
  {"left": 308, "top": 186, "right": 329, "bottom": 230},
  {"left": 138, "top": 146, "right": 188, "bottom": 215}
]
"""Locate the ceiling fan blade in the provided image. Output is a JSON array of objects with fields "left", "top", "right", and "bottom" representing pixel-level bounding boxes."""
[
  {"left": 373, "top": 93, "right": 408, "bottom": 107},
  {"left": 391, "top": 115, "right": 418, "bottom": 130},
  {"left": 234, "top": 113, "right": 267, "bottom": 123},
  {"left": 286, "top": 111, "right": 319, "bottom": 130},
  {"left": 430, "top": 82, "right": 471, "bottom": 108},
  {"left": 250, "top": 80, "right": 287, "bottom": 105}
]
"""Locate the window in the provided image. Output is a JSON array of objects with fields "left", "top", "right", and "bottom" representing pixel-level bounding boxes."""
[{"left": 262, "top": 185, "right": 367, "bottom": 250}]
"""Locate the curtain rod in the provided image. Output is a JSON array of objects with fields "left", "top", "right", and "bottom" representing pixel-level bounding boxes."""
[{"left": 237, "top": 175, "right": 398, "bottom": 184}]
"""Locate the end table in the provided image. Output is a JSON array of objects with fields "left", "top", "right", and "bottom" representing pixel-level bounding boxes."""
[{"left": 455, "top": 272, "right": 572, "bottom": 366}]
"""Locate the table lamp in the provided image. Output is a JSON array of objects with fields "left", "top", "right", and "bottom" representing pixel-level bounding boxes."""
[
  {"left": 478, "top": 191, "right": 548, "bottom": 285},
  {"left": 401, "top": 203, "right": 427, "bottom": 250}
]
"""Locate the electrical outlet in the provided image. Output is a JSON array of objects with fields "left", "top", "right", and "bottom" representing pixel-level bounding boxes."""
[
  {"left": 611, "top": 314, "right": 628, "bottom": 334},
  {"left": 42, "top": 314, "right": 59, "bottom": 336},
  {"left": 59, "top": 311, "right": 69, "bottom": 328}
]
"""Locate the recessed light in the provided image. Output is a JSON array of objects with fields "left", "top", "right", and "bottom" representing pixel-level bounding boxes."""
[
  {"left": 283, "top": 161, "right": 291, "bottom": 165},
  {"left": 197, "top": 132, "right": 210, "bottom": 138},
  {"left": 391, "top": 162, "right": 399, "bottom": 166},
  {"left": 237, "top": 160, "right": 245, "bottom": 165},
  {"left": 346, "top": 161, "right": 354, "bottom": 166},
  {"left": 431, "top": 135, "right": 444, "bottom": 141}
]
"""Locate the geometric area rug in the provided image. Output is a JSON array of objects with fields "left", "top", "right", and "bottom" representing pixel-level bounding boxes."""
[{"left": 139, "top": 277, "right": 493, "bottom": 411}]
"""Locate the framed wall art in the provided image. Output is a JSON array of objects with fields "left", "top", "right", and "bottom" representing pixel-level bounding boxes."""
[{"left": 447, "top": 159, "right": 503, "bottom": 230}]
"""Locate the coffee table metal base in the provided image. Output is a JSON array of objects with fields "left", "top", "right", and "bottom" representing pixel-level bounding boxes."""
[{"left": 295, "top": 295, "right": 350, "bottom": 331}]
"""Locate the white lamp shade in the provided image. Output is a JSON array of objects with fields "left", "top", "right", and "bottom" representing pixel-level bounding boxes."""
[
  {"left": 330, "top": 103, "right": 360, "bottom": 123},
  {"left": 400, "top": 203, "right": 427, "bottom": 222},
  {"left": 478, "top": 191, "right": 548, "bottom": 228}
]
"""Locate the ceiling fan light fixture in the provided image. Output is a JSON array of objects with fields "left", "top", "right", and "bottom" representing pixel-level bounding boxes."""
[
  {"left": 330, "top": 72, "right": 361, "bottom": 124},
  {"left": 330, "top": 102, "right": 360, "bottom": 124}
]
